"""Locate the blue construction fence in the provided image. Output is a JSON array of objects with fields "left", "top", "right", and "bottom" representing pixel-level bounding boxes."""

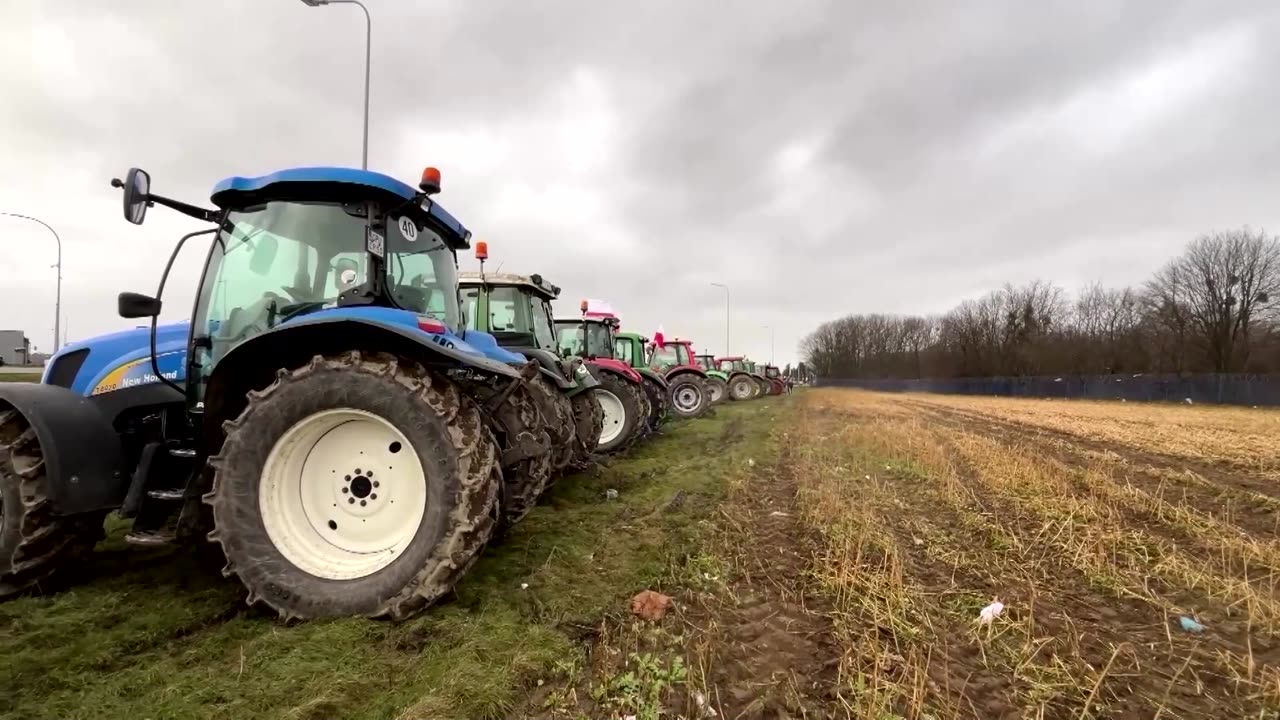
[{"left": 814, "top": 374, "right": 1280, "bottom": 407}]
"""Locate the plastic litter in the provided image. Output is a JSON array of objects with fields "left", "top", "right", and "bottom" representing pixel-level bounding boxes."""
[
  {"left": 605, "top": 488, "right": 619, "bottom": 501},
  {"left": 978, "top": 600, "right": 1004, "bottom": 624},
  {"left": 1179, "top": 615, "right": 1206, "bottom": 633}
]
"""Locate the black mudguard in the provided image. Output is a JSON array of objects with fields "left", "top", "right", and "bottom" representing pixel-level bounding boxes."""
[
  {"left": 0, "top": 383, "right": 125, "bottom": 515},
  {"left": 203, "top": 318, "right": 522, "bottom": 439},
  {"left": 666, "top": 367, "right": 708, "bottom": 382},
  {"left": 635, "top": 367, "right": 669, "bottom": 389}
]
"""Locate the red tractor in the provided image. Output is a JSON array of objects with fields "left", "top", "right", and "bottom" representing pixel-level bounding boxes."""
[
  {"left": 616, "top": 334, "right": 711, "bottom": 419},
  {"left": 554, "top": 304, "right": 652, "bottom": 454},
  {"left": 763, "top": 364, "right": 786, "bottom": 395}
]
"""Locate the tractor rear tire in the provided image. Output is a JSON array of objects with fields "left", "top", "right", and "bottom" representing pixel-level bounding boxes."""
[
  {"left": 0, "top": 407, "right": 104, "bottom": 599},
  {"left": 728, "top": 374, "right": 756, "bottom": 402},
  {"left": 594, "top": 373, "right": 642, "bottom": 454},
  {"left": 526, "top": 374, "right": 576, "bottom": 474},
  {"left": 460, "top": 380, "right": 554, "bottom": 528},
  {"left": 205, "top": 351, "right": 500, "bottom": 621},
  {"left": 568, "top": 388, "right": 604, "bottom": 470},
  {"left": 707, "top": 377, "right": 728, "bottom": 405},
  {"left": 640, "top": 377, "right": 667, "bottom": 433}
]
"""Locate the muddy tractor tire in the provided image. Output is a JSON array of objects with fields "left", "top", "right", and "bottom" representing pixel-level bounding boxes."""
[
  {"left": 667, "top": 374, "right": 708, "bottom": 419},
  {"left": 706, "top": 377, "right": 729, "bottom": 405},
  {"left": 728, "top": 374, "right": 756, "bottom": 402},
  {"left": 205, "top": 351, "right": 502, "bottom": 621},
  {"left": 527, "top": 374, "right": 577, "bottom": 474},
  {"left": 459, "top": 379, "right": 554, "bottom": 529},
  {"left": 640, "top": 376, "right": 668, "bottom": 434},
  {"left": 593, "top": 372, "right": 643, "bottom": 454},
  {"left": 0, "top": 408, "right": 105, "bottom": 599},
  {"left": 568, "top": 388, "right": 604, "bottom": 470}
]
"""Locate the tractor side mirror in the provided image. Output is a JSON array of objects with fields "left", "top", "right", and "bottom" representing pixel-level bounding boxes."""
[
  {"left": 117, "top": 168, "right": 152, "bottom": 225},
  {"left": 118, "top": 291, "right": 162, "bottom": 318},
  {"left": 248, "top": 234, "right": 279, "bottom": 275}
]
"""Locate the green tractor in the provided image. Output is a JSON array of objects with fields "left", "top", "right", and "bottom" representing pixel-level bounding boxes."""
[
  {"left": 694, "top": 353, "right": 731, "bottom": 405},
  {"left": 713, "top": 356, "right": 768, "bottom": 401},
  {"left": 553, "top": 306, "right": 653, "bottom": 454},
  {"left": 458, "top": 254, "right": 603, "bottom": 486},
  {"left": 616, "top": 335, "right": 711, "bottom": 419}
]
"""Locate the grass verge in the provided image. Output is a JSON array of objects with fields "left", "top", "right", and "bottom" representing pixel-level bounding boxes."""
[{"left": 0, "top": 399, "right": 782, "bottom": 720}]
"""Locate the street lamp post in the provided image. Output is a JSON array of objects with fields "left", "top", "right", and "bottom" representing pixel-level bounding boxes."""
[
  {"left": 710, "top": 282, "right": 729, "bottom": 356},
  {"left": 763, "top": 324, "right": 775, "bottom": 365},
  {"left": 300, "top": 0, "right": 372, "bottom": 170},
  {"left": 1, "top": 212, "right": 62, "bottom": 353}
]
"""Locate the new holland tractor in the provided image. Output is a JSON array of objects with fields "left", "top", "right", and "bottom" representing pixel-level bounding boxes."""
[
  {"left": 554, "top": 306, "right": 651, "bottom": 454},
  {"left": 616, "top": 335, "right": 710, "bottom": 420},
  {"left": 0, "top": 165, "right": 567, "bottom": 621},
  {"left": 693, "top": 353, "right": 731, "bottom": 405},
  {"left": 457, "top": 257, "right": 603, "bottom": 476}
]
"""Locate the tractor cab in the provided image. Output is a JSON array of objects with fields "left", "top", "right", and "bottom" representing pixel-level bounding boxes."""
[
  {"left": 458, "top": 264, "right": 594, "bottom": 395},
  {"left": 111, "top": 165, "right": 525, "bottom": 418},
  {"left": 556, "top": 311, "right": 619, "bottom": 361}
]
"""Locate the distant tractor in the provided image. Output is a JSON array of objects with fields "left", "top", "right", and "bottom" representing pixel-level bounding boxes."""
[
  {"left": 762, "top": 364, "right": 786, "bottom": 395},
  {"left": 0, "top": 165, "right": 563, "bottom": 621},
  {"left": 610, "top": 331, "right": 672, "bottom": 432},
  {"left": 715, "top": 356, "right": 766, "bottom": 401},
  {"left": 458, "top": 259, "right": 603, "bottom": 487},
  {"left": 631, "top": 337, "right": 711, "bottom": 419},
  {"left": 554, "top": 306, "right": 651, "bottom": 454},
  {"left": 694, "top": 353, "right": 731, "bottom": 405}
]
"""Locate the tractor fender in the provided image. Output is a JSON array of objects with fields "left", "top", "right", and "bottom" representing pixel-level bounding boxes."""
[
  {"left": 204, "top": 316, "right": 522, "bottom": 438},
  {"left": 634, "top": 367, "right": 669, "bottom": 389},
  {"left": 703, "top": 369, "right": 729, "bottom": 383},
  {"left": 587, "top": 358, "right": 643, "bottom": 385},
  {"left": 666, "top": 367, "right": 707, "bottom": 382},
  {"left": 0, "top": 382, "right": 126, "bottom": 515}
]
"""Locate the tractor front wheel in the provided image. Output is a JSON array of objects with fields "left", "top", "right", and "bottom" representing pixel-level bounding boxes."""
[
  {"left": 0, "top": 407, "right": 104, "bottom": 599},
  {"left": 640, "top": 377, "right": 667, "bottom": 433},
  {"left": 728, "top": 375, "right": 756, "bottom": 402},
  {"left": 568, "top": 388, "right": 604, "bottom": 469},
  {"left": 594, "top": 373, "right": 642, "bottom": 454},
  {"left": 707, "top": 377, "right": 728, "bottom": 405},
  {"left": 667, "top": 374, "right": 708, "bottom": 419},
  {"left": 206, "top": 351, "right": 500, "bottom": 621}
]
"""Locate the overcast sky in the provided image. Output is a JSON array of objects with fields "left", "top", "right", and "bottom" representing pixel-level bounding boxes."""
[{"left": 3, "top": 1, "right": 1279, "bottom": 367}]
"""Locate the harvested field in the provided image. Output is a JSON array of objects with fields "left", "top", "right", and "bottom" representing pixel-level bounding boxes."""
[{"left": 784, "top": 389, "right": 1280, "bottom": 718}]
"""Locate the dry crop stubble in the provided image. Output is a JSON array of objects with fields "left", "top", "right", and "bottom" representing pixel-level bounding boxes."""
[{"left": 788, "top": 389, "right": 1280, "bottom": 718}]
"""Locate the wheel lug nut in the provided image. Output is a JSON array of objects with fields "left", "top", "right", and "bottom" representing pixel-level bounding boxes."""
[
  {"left": 348, "top": 498, "right": 355, "bottom": 504},
  {"left": 360, "top": 500, "right": 367, "bottom": 507},
  {"left": 345, "top": 475, "right": 351, "bottom": 481},
  {"left": 342, "top": 487, "right": 349, "bottom": 494},
  {"left": 355, "top": 468, "right": 362, "bottom": 474},
  {"left": 370, "top": 493, "right": 377, "bottom": 500},
  {"left": 373, "top": 481, "right": 379, "bottom": 488}
]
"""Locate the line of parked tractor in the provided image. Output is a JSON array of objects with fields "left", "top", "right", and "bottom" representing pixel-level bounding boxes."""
[{"left": 0, "top": 164, "right": 787, "bottom": 622}]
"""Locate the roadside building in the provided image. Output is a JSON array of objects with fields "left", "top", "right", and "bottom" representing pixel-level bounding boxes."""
[{"left": 0, "top": 330, "right": 31, "bottom": 366}]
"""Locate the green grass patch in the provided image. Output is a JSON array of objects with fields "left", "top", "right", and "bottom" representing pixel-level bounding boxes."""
[
  {"left": 0, "top": 399, "right": 785, "bottom": 720},
  {"left": 0, "top": 373, "right": 42, "bottom": 383}
]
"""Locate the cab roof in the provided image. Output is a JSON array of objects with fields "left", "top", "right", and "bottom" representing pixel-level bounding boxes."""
[
  {"left": 210, "top": 166, "right": 471, "bottom": 247},
  {"left": 457, "top": 271, "right": 560, "bottom": 299}
]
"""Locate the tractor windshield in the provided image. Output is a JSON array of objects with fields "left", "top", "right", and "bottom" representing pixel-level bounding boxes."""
[
  {"left": 555, "top": 320, "right": 614, "bottom": 358},
  {"left": 649, "top": 345, "right": 679, "bottom": 369},
  {"left": 465, "top": 285, "right": 557, "bottom": 350},
  {"left": 191, "top": 201, "right": 460, "bottom": 397},
  {"left": 696, "top": 354, "right": 715, "bottom": 369}
]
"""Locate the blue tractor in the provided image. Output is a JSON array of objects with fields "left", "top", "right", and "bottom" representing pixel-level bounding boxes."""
[{"left": 0, "top": 165, "right": 560, "bottom": 620}]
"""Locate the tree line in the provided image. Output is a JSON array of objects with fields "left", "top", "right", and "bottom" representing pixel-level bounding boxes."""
[{"left": 801, "top": 228, "right": 1280, "bottom": 379}]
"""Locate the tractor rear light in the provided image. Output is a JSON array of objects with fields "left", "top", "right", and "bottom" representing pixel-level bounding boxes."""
[
  {"left": 417, "top": 316, "right": 447, "bottom": 334},
  {"left": 420, "top": 167, "right": 442, "bottom": 195}
]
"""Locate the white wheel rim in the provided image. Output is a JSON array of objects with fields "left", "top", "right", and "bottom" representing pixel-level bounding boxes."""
[
  {"left": 732, "top": 380, "right": 752, "bottom": 399},
  {"left": 596, "top": 390, "right": 627, "bottom": 444},
  {"left": 674, "top": 385, "right": 701, "bottom": 412},
  {"left": 709, "top": 383, "right": 723, "bottom": 402},
  {"left": 259, "top": 408, "right": 427, "bottom": 581}
]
